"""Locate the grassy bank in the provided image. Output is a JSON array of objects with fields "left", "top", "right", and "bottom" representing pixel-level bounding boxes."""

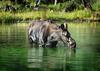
[
  {"left": 0, "top": 0, "right": 100, "bottom": 23},
  {"left": 0, "top": 9, "right": 99, "bottom": 23}
]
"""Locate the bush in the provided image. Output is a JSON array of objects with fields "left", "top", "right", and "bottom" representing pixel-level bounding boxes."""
[
  {"left": 48, "top": 2, "right": 66, "bottom": 11},
  {"left": 92, "top": 0, "right": 100, "bottom": 11}
]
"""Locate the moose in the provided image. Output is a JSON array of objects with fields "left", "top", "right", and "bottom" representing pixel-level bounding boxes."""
[{"left": 28, "top": 19, "right": 76, "bottom": 48}]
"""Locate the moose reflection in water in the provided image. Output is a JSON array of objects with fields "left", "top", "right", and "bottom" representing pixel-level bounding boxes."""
[
  {"left": 28, "top": 47, "right": 76, "bottom": 69},
  {"left": 28, "top": 19, "right": 76, "bottom": 48}
]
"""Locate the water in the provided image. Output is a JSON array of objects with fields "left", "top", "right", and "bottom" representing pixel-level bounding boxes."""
[{"left": 0, "top": 22, "right": 100, "bottom": 71}]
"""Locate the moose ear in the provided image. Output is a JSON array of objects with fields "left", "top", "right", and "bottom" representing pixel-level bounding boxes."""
[
  {"left": 64, "top": 22, "right": 68, "bottom": 29},
  {"left": 59, "top": 23, "right": 68, "bottom": 30},
  {"left": 60, "top": 24, "right": 64, "bottom": 30}
]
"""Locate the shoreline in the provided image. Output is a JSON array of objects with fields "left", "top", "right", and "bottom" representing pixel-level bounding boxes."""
[
  {"left": 0, "top": 17, "right": 99, "bottom": 24},
  {"left": 0, "top": 10, "right": 100, "bottom": 24}
]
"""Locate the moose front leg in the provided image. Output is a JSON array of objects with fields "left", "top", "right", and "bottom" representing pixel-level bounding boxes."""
[{"left": 38, "top": 31, "right": 45, "bottom": 47}]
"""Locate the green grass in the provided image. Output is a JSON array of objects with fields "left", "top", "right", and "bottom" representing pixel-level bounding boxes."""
[
  {"left": 0, "top": 0, "right": 99, "bottom": 23},
  {"left": 0, "top": 12, "right": 22, "bottom": 23},
  {"left": 0, "top": 10, "right": 92, "bottom": 23},
  {"left": 48, "top": 2, "right": 67, "bottom": 11},
  {"left": 47, "top": 10, "right": 91, "bottom": 19}
]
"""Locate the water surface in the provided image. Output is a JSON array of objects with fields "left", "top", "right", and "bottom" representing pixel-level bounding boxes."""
[{"left": 0, "top": 22, "right": 100, "bottom": 71}]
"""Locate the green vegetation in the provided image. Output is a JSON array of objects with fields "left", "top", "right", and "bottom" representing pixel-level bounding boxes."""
[
  {"left": 0, "top": 10, "right": 92, "bottom": 23},
  {"left": 92, "top": 0, "right": 100, "bottom": 11},
  {"left": 0, "top": 0, "right": 100, "bottom": 23}
]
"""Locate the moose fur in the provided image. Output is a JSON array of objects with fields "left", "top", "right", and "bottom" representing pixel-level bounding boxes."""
[{"left": 28, "top": 20, "right": 76, "bottom": 48}]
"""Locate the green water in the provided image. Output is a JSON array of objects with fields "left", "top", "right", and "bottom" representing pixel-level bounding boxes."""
[{"left": 0, "top": 22, "right": 100, "bottom": 71}]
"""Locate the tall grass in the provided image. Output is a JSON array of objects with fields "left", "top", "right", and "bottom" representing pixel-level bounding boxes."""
[
  {"left": 47, "top": 10, "right": 91, "bottom": 19},
  {"left": 0, "top": 12, "right": 22, "bottom": 23},
  {"left": 0, "top": 10, "right": 92, "bottom": 23}
]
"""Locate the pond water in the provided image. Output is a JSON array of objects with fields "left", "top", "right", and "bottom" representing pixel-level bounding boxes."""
[{"left": 0, "top": 22, "right": 100, "bottom": 71}]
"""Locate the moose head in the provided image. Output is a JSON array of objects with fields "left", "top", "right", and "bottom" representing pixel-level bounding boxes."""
[
  {"left": 46, "top": 22, "right": 76, "bottom": 48},
  {"left": 60, "top": 23, "right": 76, "bottom": 48}
]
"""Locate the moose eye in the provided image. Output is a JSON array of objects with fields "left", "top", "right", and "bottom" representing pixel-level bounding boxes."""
[{"left": 62, "top": 31, "right": 70, "bottom": 38}]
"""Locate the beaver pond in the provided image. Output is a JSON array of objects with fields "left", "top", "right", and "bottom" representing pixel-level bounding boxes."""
[{"left": 0, "top": 22, "right": 100, "bottom": 71}]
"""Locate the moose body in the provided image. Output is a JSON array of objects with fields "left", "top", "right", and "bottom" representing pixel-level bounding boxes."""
[{"left": 28, "top": 20, "right": 76, "bottom": 48}]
